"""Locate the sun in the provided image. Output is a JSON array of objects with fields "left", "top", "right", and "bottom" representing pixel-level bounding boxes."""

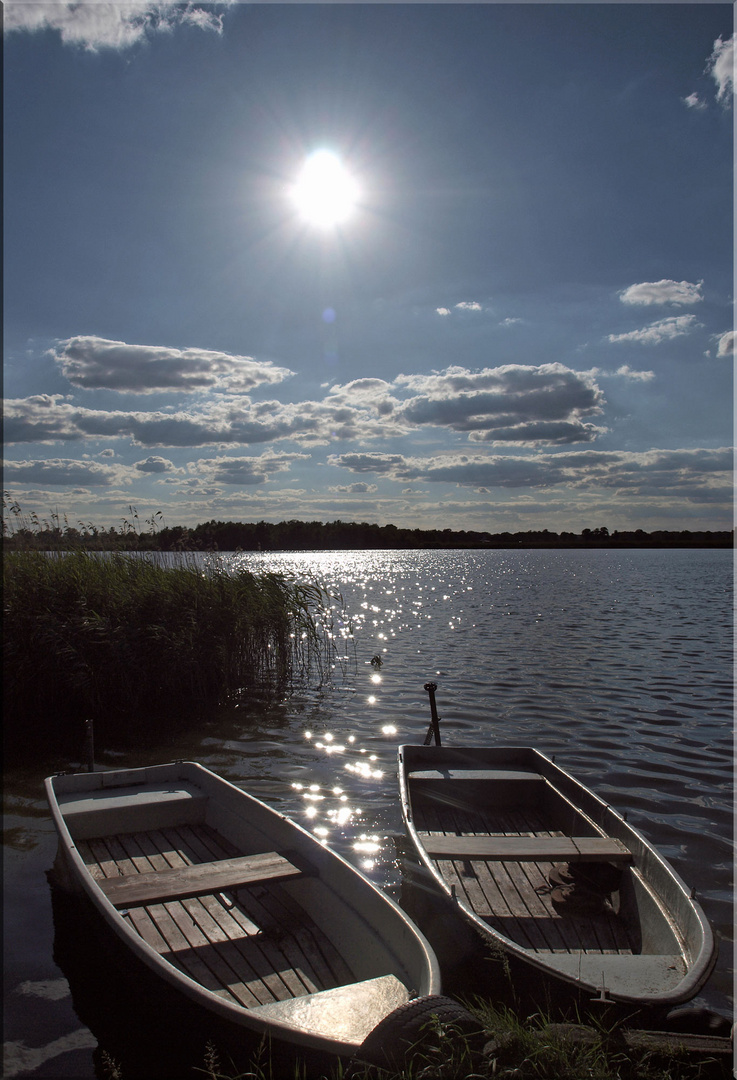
[{"left": 289, "top": 150, "right": 359, "bottom": 229}]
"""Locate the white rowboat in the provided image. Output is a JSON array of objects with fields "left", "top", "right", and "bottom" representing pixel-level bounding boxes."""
[
  {"left": 399, "top": 743, "right": 716, "bottom": 1008},
  {"left": 46, "top": 761, "right": 441, "bottom": 1059}
]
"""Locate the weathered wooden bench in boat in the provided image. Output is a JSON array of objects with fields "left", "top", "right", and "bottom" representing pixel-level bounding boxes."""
[
  {"left": 46, "top": 762, "right": 441, "bottom": 1060},
  {"left": 97, "top": 849, "right": 305, "bottom": 908},
  {"left": 420, "top": 833, "right": 632, "bottom": 863},
  {"left": 399, "top": 744, "right": 717, "bottom": 1008}
]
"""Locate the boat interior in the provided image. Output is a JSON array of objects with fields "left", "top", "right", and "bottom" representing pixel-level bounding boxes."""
[
  {"left": 78, "top": 819, "right": 358, "bottom": 1011},
  {"left": 408, "top": 765, "right": 688, "bottom": 986}
]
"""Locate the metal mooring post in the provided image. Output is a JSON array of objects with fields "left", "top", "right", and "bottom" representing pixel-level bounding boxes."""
[
  {"left": 423, "top": 682, "right": 442, "bottom": 746},
  {"left": 83, "top": 718, "right": 95, "bottom": 772}
]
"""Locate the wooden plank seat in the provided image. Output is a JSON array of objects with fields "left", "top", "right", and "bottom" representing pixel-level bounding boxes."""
[
  {"left": 99, "top": 851, "right": 305, "bottom": 908},
  {"left": 59, "top": 783, "right": 208, "bottom": 840},
  {"left": 409, "top": 769, "right": 545, "bottom": 783},
  {"left": 422, "top": 834, "right": 632, "bottom": 863}
]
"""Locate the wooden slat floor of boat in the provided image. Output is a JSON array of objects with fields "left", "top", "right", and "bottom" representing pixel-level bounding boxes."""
[
  {"left": 78, "top": 822, "right": 355, "bottom": 1009},
  {"left": 414, "top": 802, "right": 635, "bottom": 956}
]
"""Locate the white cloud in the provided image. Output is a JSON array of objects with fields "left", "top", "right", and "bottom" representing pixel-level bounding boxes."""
[
  {"left": 3, "top": 1, "right": 227, "bottom": 51},
  {"left": 328, "top": 483, "right": 378, "bottom": 494},
  {"left": 52, "top": 336, "right": 291, "bottom": 395},
  {"left": 395, "top": 363, "right": 606, "bottom": 445},
  {"left": 133, "top": 456, "right": 177, "bottom": 474},
  {"left": 716, "top": 330, "right": 735, "bottom": 358},
  {"left": 592, "top": 365, "right": 655, "bottom": 382},
  {"left": 435, "top": 301, "right": 484, "bottom": 315},
  {"left": 182, "top": 6, "right": 226, "bottom": 34},
  {"left": 707, "top": 34, "right": 734, "bottom": 106},
  {"left": 614, "top": 366, "right": 655, "bottom": 382},
  {"left": 682, "top": 92, "right": 707, "bottom": 111},
  {"left": 619, "top": 280, "right": 704, "bottom": 306},
  {"left": 607, "top": 314, "right": 700, "bottom": 346},
  {"left": 189, "top": 452, "right": 309, "bottom": 486},
  {"left": 325, "top": 378, "right": 400, "bottom": 417}
]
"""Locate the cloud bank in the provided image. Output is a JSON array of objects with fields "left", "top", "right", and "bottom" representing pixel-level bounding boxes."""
[
  {"left": 3, "top": 457, "right": 129, "bottom": 487},
  {"left": 328, "top": 447, "right": 732, "bottom": 502},
  {"left": 8, "top": 351, "right": 619, "bottom": 450}
]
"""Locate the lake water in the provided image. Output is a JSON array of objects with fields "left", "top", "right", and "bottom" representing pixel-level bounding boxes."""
[{"left": 3, "top": 548, "right": 733, "bottom": 1077}]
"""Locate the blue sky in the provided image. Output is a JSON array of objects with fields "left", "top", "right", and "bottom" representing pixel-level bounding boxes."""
[{"left": 4, "top": 2, "right": 734, "bottom": 535}]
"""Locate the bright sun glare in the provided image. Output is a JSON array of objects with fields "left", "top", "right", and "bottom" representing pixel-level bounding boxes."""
[{"left": 290, "top": 150, "right": 359, "bottom": 229}]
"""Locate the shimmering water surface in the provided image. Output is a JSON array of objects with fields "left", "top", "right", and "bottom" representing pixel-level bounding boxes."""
[{"left": 4, "top": 548, "right": 733, "bottom": 1077}]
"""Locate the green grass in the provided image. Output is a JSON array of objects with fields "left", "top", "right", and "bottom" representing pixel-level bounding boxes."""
[
  {"left": 97, "top": 1005, "right": 731, "bottom": 1080},
  {"left": 3, "top": 549, "right": 333, "bottom": 741}
]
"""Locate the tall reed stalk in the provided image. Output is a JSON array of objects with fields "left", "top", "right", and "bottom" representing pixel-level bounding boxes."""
[{"left": 3, "top": 551, "right": 329, "bottom": 739}]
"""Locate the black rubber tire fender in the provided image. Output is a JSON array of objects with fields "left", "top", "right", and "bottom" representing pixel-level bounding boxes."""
[
  {"left": 351, "top": 994, "right": 484, "bottom": 1070},
  {"left": 662, "top": 1005, "right": 733, "bottom": 1038}
]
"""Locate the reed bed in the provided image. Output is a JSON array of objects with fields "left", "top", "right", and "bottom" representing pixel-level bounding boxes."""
[{"left": 3, "top": 550, "right": 331, "bottom": 742}]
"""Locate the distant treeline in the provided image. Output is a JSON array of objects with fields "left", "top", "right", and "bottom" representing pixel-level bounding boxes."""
[{"left": 4, "top": 515, "right": 733, "bottom": 551}]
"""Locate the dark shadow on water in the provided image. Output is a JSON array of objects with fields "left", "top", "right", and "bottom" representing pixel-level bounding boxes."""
[
  {"left": 4, "top": 677, "right": 299, "bottom": 773},
  {"left": 49, "top": 873, "right": 219, "bottom": 1078}
]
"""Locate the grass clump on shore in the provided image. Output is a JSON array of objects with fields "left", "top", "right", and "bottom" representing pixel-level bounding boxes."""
[
  {"left": 98, "top": 1006, "right": 732, "bottom": 1080},
  {"left": 3, "top": 549, "right": 331, "bottom": 740},
  {"left": 201, "top": 1006, "right": 731, "bottom": 1080}
]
